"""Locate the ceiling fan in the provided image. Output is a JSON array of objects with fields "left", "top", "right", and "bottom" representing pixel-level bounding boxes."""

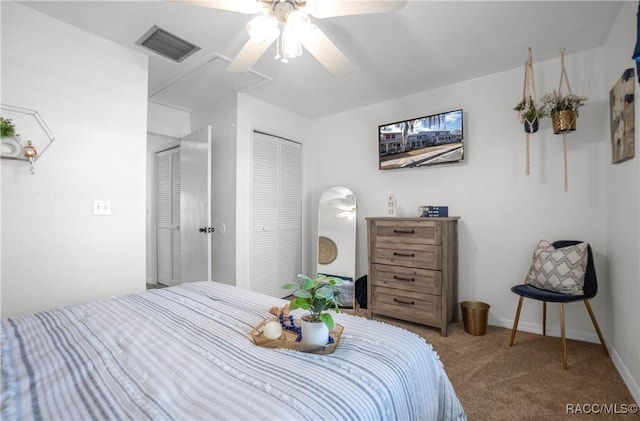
[{"left": 177, "top": 0, "right": 408, "bottom": 78}]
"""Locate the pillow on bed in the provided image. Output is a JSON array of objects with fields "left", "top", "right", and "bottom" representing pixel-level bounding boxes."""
[{"left": 525, "top": 240, "right": 588, "bottom": 295}]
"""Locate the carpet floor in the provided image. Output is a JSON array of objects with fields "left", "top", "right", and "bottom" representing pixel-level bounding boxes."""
[{"left": 371, "top": 315, "right": 637, "bottom": 420}]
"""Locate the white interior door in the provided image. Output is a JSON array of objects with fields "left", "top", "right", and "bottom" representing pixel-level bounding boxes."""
[{"left": 180, "top": 126, "right": 212, "bottom": 283}]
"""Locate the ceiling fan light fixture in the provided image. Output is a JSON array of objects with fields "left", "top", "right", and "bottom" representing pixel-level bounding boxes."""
[
  {"left": 280, "top": 24, "right": 302, "bottom": 61},
  {"left": 247, "top": 14, "right": 279, "bottom": 43},
  {"left": 286, "top": 9, "right": 312, "bottom": 41}
]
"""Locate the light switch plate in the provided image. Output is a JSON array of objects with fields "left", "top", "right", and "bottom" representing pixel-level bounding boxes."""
[{"left": 93, "top": 200, "right": 111, "bottom": 216}]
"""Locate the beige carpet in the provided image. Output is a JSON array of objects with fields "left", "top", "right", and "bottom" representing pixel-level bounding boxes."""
[{"left": 369, "top": 314, "right": 637, "bottom": 420}]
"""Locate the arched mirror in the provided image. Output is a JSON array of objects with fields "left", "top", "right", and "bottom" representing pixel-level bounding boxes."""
[{"left": 317, "top": 186, "right": 356, "bottom": 308}]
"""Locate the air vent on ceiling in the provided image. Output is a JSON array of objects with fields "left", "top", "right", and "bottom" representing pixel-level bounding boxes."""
[{"left": 136, "top": 25, "right": 201, "bottom": 63}]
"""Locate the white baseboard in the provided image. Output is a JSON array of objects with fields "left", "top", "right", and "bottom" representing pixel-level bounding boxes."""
[
  {"left": 488, "top": 315, "right": 602, "bottom": 344},
  {"left": 609, "top": 346, "right": 640, "bottom": 405},
  {"left": 488, "top": 315, "right": 639, "bottom": 404}
]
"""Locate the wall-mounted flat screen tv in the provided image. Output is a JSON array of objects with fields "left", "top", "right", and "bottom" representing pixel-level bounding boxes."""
[{"left": 378, "top": 109, "right": 463, "bottom": 170}]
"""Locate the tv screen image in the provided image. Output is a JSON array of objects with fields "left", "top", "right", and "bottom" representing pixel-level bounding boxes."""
[{"left": 378, "top": 109, "right": 463, "bottom": 170}]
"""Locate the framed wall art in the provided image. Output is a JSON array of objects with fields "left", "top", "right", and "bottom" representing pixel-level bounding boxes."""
[{"left": 609, "top": 68, "right": 635, "bottom": 164}]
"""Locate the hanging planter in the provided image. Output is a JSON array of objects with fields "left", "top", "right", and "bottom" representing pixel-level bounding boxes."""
[
  {"left": 514, "top": 47, "right": 545, "bottom": 174},
  {"left": 524, "top": 118, "right": 539, "bottom": 134},
  {"left": 514, "top": 99, "right": 545, "bottom": 134},
  {"left": 552, "top": 109, "right": 577, "bottom": 133},
  {"left": 542, "top": 92, "right": 585, "bottom": 133},
  {"left": 540, "top": 48, "right": 587, "bottom": 192}
]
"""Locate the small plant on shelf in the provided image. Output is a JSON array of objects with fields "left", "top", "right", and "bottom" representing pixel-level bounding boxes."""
[{"left": 1, "top": 117, "right": 16, "bottom": 138}]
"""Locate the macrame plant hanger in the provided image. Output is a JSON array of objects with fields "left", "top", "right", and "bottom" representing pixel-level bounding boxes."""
[
  {"left": 556, "top": 48, "right": 574, "bottom": 192},
  {"left": 520, "top": 47, "right": 537, "bottom": 175}
]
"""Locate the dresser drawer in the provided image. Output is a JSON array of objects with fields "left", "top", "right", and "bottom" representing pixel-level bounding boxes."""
[
  {"left": 372, "top": 286, "right": 442, "bottom": 325},
  {"left": 373, "top": 220, "right": 442, "bottom": 245},
  {"left": 372, "top": 264, "right": 442, "bottom": 295},
  {"left": 372, "top": 242, "right": 442, "bottom": 270}
]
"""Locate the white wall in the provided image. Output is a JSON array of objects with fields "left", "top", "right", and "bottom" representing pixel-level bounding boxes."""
[
  {"left": 311, "top": 47, "right": 609, "bottom": 342},
  {"left": 1, "top": 3, "right": 148, "bottom": 317},
  {"left": 603, "top": 1, "right": 640, "bottom": 403},
  {"left": 235, "top": 93, "right": 312, "bottom": 290}
]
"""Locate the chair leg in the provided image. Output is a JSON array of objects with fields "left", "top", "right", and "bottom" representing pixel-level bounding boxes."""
[
  {"left": 542, "top": 302, "right": 547, "bottom": 336},
  {"left": 510, "top": 296, "right": 524, "bottom": 346},
  {"left": 584, "top": 300, "right": 610, "bottom": 358},
  {"left": 560, "top": 303, "right": 568, "bottom": 369}
]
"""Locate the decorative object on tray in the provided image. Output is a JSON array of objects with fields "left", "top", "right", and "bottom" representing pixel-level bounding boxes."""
[
  {"left": 609, "top": 68, "right": 635, "bottom": 164},
  {"left": 318, "top": 235, "right": 338, "bottom": 265},
  {"left": 283, "top": 274, "right": 343, "bottom": 346},
  {"left": 514, "top": 48, "right": 545, "bottom": 175},
  {"left": 540, "top": 48, "right": 587, "bottom": 192},
  {"left": 251, "top": 304, "right": 343, "bottom": 354},
  {"left": 251, "top": 318, "right": 343, "bottom": 354}
]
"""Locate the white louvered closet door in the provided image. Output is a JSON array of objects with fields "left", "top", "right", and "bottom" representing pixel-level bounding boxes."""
[
  {"left": 251, "top": 132, "right": 302, "bottom": 298},
  {"left": 156, "top": 148, "right": 181, "bottom": 286}
]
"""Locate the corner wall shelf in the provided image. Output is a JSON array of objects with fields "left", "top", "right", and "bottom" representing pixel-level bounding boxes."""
[{"left": 1, "top": 104, "right": 56, "bottom": 174}]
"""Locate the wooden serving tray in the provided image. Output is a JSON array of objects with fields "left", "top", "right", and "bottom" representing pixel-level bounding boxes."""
[{"left": 251, "top": 319, "right": 343, "bottom": 354}]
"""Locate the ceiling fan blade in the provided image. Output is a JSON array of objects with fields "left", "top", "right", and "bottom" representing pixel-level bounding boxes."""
[
  {"left": 172, "top": 0, "right": 261, "bottom": 14},
  {"left": 307, "top": 0, "right": 408, "bottom": 18},
  {"left": 300, "top": 25, "right": 353, "bottom": 78},
  {"left": 226, "top": 34, "right": 278, "bottom": 73}
]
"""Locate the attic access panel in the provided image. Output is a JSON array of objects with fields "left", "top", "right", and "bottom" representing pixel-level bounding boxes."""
[{"left": 149, "top": 55, "right": 272, "bottom": 111}]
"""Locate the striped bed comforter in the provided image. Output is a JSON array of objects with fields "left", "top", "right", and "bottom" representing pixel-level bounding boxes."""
[{"left": 1, "top": 281, "right": 466, "bottom": 420}]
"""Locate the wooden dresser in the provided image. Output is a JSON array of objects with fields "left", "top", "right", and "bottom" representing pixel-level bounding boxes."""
[{"left": 366, "top": 217, "right": 459, "bottom": 336}]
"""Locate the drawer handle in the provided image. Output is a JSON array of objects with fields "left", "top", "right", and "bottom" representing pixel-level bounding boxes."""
[
  {"left": 393, "top": 275, "right": 415, "bottom": 282},
  {"left": 393, "top": 229, "right": 416, "bottom": 234},
  {"left": 393, "top": 252, "right": 415, "bottom": 258},
  {"left": 394, "top": 298, "right": 415, "bottom": 305}
]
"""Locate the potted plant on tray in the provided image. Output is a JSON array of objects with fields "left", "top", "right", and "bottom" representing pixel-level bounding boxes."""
[
  {"left": 283, "top": 274, "right": 343, "bottom": 345},
  {"left": 540, "top": 90, "right": 587, "bottom": 133},
  {"left": 514, "top": 96, "right": 547, "bottom": 133}
]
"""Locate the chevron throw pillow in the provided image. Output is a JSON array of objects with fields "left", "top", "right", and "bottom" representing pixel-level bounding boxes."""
[{"left": 525, "top": 240, "right": 588, "bottom": 295}]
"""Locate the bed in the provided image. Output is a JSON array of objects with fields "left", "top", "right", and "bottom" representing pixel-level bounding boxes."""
[{"left": 1, "top": 281, "right": 466, "bottom": 420}]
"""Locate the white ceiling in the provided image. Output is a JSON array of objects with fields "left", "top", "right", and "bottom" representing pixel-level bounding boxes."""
[{"left": 20, "top": 1, "right": 624, "bottom": 119}]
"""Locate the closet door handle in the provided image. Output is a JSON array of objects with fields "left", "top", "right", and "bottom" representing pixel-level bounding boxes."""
[{"left": 393, "top": 298, "right": 415, "bottom": 306}]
